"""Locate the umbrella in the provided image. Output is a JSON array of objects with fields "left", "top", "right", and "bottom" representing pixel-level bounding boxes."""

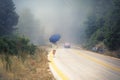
[{"left": 49, "top": 34, "right": 61, "bottom": 44}]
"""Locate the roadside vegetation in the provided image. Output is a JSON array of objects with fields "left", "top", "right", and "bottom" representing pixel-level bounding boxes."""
[
  {"left": 79, "top": 0, "right": 120, "bottom": 58},
  {"left": 0, "top": 0, "right": 55, "bottom": 79},
  {"left": 0, "top": 46, "right": 55, "bottom": 80}
]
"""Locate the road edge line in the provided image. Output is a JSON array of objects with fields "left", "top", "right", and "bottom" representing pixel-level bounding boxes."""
[
  {"left": 73, "top": 49, "right": 120, "bottom": 72},
  {"left": 48, "top": 51, "right": 69, "bottom": 80}
]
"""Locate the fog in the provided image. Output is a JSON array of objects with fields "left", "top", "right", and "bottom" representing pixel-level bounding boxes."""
[{"left": 13, "top": 0, "right": 92, "bottom": 45}]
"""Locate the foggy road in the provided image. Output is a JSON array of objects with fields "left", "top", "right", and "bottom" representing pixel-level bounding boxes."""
[{"left": 49, "top": 48, "right": 120, "bottom": 80}]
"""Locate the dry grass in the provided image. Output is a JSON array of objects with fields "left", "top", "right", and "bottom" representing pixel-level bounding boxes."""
[{"left": 0, "top": 48, "right": 55, "bottom": 80}]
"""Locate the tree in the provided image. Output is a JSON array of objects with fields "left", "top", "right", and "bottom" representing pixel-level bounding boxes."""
[
  {"left": 81, "top": 0, "right": 115, "bottom": 50},
  {"left": 0, "top": 0, "right": 19, "bottom": 36},
  {"left": 104, "top": 0, "right": 120, "bottom": 50},
  {"left": 84, "top": 13, "right": 97, "bottom": 39}
]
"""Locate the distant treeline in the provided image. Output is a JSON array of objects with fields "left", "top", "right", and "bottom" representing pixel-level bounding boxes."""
[{"left": 83, "top": 0, "right": 120, "bottom": 51}]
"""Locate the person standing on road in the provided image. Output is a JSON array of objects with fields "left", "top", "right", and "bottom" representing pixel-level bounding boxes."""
[
  {"left": 52, "top": 44, "right": 57, "bottom": 57},
  {"left": 53, "top": 49, "right": 56, "bottom": 57}
]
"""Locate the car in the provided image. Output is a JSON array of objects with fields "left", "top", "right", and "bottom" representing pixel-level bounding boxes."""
[{"left": 64, "top": 42, "right": 71, "bottom": 48}]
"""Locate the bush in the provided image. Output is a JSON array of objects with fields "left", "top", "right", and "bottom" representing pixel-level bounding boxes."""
[
  {"left": 0, "top": 36, "right": 36, "bottom": 55},
  {"left": 0, "top": 36, "right": 37, "bottom": 71}
]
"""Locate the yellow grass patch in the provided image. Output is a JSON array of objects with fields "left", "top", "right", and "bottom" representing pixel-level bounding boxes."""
[{"left": 0, "top": 48, "right": 55, "bottom": 80}]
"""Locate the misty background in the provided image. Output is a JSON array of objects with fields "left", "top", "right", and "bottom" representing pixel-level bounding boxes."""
[{"left": 13, "top": 0, "right": 92, "bottom": 45}]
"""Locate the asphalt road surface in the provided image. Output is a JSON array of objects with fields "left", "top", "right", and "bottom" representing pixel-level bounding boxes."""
[{"left": 49, "top": 48, "right": 120, "bottom": 80}]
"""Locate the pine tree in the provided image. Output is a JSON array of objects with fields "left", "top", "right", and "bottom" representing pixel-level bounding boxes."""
[{"left": 0, "top": 0, "right": 19, "bottom": 36}]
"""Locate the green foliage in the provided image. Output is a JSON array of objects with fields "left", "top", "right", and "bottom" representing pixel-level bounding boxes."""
[
  {"left": 0, "top": 36, "right": 37, "bottom": 71},
  {"left": 0, "top": 36, "right": 37, "bottom": 55},
  {"left": 85, "top": 29, "right": 103, "bottom": 49},
  {"left": 0, "top": 0, "right": 19, "bottom": 36},
  {"left": 104, "top": 0, "right": 120, "bottom": 50},
  {"left": 29, "top": 44, "right": 37, "bottom": 55},
  {"left": 0, "top": 0, "right": 37, "bottom": 71},
  {"left": 84, "top": 0, "right": 120, "bottom": 51},
  {"left": 85, "top": 13, "right": 97, "bottom": 39}
]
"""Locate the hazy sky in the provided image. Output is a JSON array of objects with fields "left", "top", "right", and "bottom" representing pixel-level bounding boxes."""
[{"left": 13, "top": 0, "right": 92, "bottom": 44}]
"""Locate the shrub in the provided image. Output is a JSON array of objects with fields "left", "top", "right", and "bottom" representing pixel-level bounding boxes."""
[{"left": 0, "top": 36, "right": 37, "bottom": 71}]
